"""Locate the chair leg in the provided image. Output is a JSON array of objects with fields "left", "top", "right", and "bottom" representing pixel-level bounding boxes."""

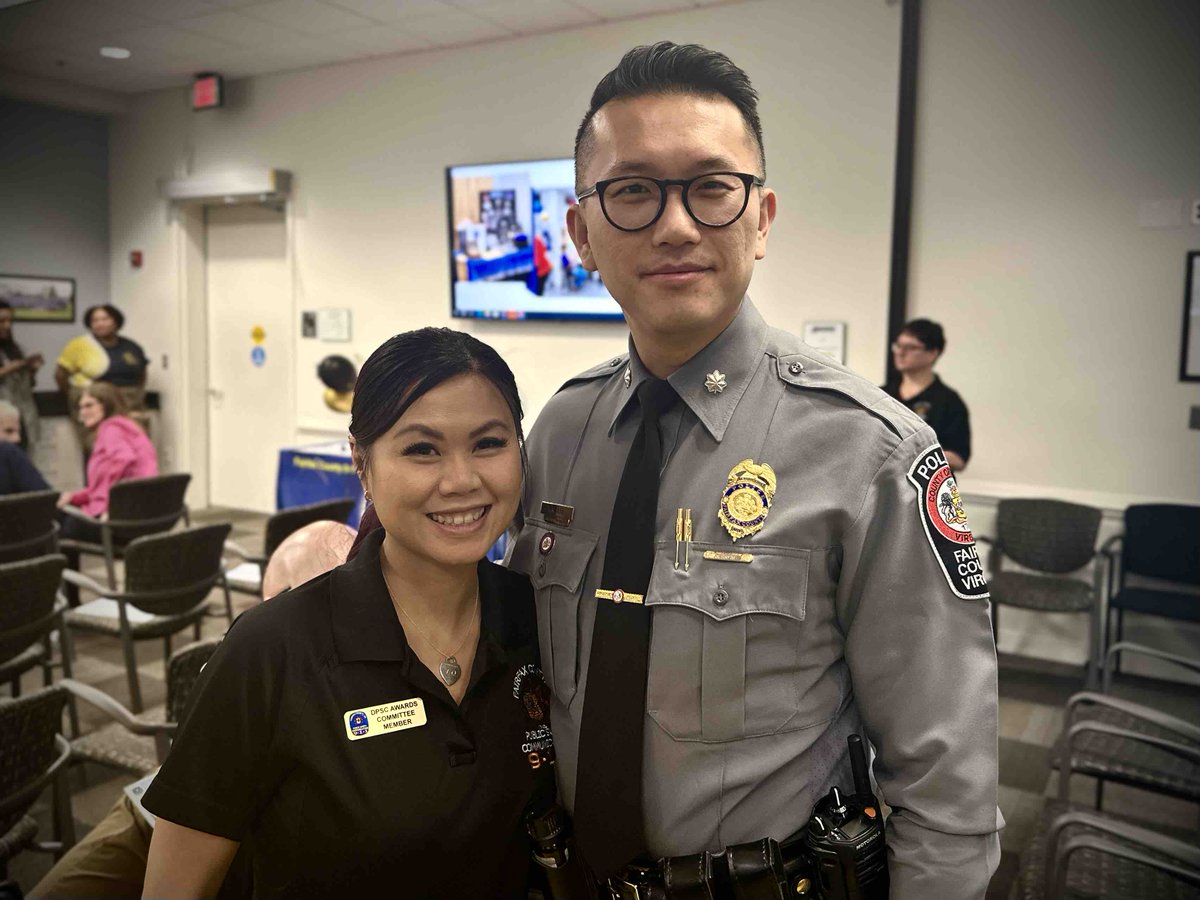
[
  {"left": 58, "top": 623, "right": 80, "bottom": 738},
  {"left": 223, "top": 579, "right": 234, "bottom": 625},
  {"left": 1094, "top": 778, "right": 1105, "bottom": 811},
  {"left": 52, "top": 764, "right": 76, "bottom": 854},
  {"left": 194, "top": 620, "right": 202, "bottom": 641},
  {"left": 8, "top": 675, "right": 19, "bottom": 698},
  {"left": 122, "top": 634, "right": 143, "bottom": 714},
  {"left": 1115, "top": 609, "right": 1124, "bottom": 675}
]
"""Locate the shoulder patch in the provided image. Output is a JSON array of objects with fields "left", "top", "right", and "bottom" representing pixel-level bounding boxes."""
[
  {"left": 906, "top": 443, "right": 989, "bottom": 600},
  {"left": 555, "top": 353, "right": 628, "bottom": 394}
]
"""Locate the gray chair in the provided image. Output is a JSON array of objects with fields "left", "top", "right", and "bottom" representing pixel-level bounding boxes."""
[
  {"left": 0, "top": 685, "right": 75, "bottom": 882},
  {"left": 62, "top": 636, "right": 222, "bottom": 776},
  {"left": 223, "top": 497, "right": 356, "bottom": 598},
  {"left": 982, "top": 498, "right": 1104, "bottom": 685},
  {"left": 0, "top": 489, "right": 59, "bottom": 565},
  {"left": 63, "top": 523, "right": 231, "bottom": 713},
  {"left": 1050, "top": 642, "right": 1200, "bottom": 811},
  {"left": 0, "top": 555, "right": 78, "bottom": 736},
  {"left": 59, "top": 472, "right": 192, "bottom": 590}
]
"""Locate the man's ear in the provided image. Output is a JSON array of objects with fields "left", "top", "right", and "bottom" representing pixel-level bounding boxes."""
[
  {"left": 754, "top": 187, "right": 777, "bottom": 261},
  {"left": 567, "top": 203, "right": 598, "bottom": 272}
]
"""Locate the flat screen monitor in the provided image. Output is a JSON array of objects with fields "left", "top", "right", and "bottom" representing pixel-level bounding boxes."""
[{"left": 447, "top": 158, "right": 624, "bottom": 321}]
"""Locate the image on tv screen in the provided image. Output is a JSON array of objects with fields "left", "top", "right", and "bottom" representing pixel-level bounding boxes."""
[{"left": 447, "top": 158, "right": 624, "bottom": 321}]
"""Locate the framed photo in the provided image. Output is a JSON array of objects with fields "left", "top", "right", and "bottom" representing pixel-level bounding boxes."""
[
  {"left": 0, "top": 274, "right": 76, "bottom": 322},
  {"left": 1182, "top": 252, "right": 1200, "bottom": 382}
]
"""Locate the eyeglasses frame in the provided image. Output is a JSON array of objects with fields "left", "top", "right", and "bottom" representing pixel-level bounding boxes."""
[{"left": 577, "top": 171, "right": 766, "bottom": 233}]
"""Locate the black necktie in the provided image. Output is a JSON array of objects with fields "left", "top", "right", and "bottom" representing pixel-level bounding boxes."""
[{"left": 574, "top": 378, "right": 677, "bottom": 880}]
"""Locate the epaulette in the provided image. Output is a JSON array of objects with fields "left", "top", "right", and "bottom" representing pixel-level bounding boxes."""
[
  {"left": 773, "top": 345, "right": 925, "bottom": 440},
  {"left": 554, "top": 352, "right": 628, "bottom": 394}
]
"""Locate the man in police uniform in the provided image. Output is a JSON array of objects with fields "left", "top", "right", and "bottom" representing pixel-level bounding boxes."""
[{"left": 510, "top": 43, "right": 1001, "bottom": 898}]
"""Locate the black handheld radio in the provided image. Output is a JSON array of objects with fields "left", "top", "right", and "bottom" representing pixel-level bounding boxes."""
[{"left": 783, "top": 734, "right": 890, "bottom": 899}]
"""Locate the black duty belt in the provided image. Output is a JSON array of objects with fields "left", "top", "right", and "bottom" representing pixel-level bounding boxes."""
[{"left": 602, "top": 835, "right": 807, "bottom": 900}]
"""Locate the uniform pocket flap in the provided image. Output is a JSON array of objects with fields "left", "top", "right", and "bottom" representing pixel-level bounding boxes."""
[
  {"left": 646, "top": 542, "right": 809, "bottom": 622},
  {"left": 510, "top": 517, "right": 599, "bottom": 594}
]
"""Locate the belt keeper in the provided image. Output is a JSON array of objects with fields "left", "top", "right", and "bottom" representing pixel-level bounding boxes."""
[
  {"left": 661, "top": 850, "right": 715, "bottom": 899},
  {"left": 725, "top": 838, "right": 787, "bottom": 900}
]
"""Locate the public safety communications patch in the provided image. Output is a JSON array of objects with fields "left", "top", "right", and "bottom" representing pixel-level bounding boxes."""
[
  {"left": 512, "top": 663, "right": 555, "bottom": 771},
  {"left": 907, "top": 443, "right": 990, "bottom": 600}
]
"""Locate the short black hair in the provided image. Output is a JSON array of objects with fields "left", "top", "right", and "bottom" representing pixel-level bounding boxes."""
[
  {"left": 900, "top": 319, "right": 946, "bottom": 354},
  {"left": 83, "top": 304, "right": 125, "bottom": 331},
  {"left": 574, "top": 42, "right": 766, "bottom": 192}
]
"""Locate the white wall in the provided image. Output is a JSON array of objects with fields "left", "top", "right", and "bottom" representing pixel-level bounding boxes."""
[
  {"left": 0, "top": 99, "right": 109, "bottom": 389},
  {"left": 911, "top": 0, "right": 1200, "bottom": 510},
  {"left": 106, "top": 0, "right": 902, "bottom": 487}
]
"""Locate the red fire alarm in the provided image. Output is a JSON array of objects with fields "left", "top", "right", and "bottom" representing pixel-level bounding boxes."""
[{"left": 130, "top": 250, "right": 143, "bottom": 268}]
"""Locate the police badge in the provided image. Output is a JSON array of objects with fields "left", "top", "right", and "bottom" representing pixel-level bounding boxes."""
[{"left": 718, "top": 459, "right": 777, "bottom": 541}]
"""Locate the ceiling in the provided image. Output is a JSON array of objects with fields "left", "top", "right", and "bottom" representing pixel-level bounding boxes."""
[{"left": 0, "top": 0, "right": 736, "bottom": 96}]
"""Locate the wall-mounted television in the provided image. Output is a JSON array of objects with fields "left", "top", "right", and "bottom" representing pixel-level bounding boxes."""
[{"left": 447, "top": 158, "right": 624, "bottom": 321}]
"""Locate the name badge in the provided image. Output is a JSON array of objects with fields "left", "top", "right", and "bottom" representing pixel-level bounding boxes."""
[{"left": 344, "top": 697, "right": 427, "bottom": 742}]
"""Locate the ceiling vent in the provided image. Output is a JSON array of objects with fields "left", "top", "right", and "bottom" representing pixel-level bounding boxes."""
[{"left": 160, "top": 169, "right": 291, "bottom": 206}]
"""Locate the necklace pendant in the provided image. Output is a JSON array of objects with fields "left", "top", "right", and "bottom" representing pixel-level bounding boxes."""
[{"left": 439, "top": 656, "right": 462, "bottom": 686}]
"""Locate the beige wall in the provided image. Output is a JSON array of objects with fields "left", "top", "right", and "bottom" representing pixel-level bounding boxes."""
[
  {"left": 911, "top": 0, "right": 1200, "bottom": 510},
  {"left": 107, "top": 0, "right": 901, "bottom": 481}
]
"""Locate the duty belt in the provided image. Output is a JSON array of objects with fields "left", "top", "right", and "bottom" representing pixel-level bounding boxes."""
[{"left": 602, "top": 836, "right": 805, "bottom": 900}]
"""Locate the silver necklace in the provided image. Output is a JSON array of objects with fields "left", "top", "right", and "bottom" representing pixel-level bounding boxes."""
[{"left": 390, "top": 588, "right": 479, "bottom": 687}]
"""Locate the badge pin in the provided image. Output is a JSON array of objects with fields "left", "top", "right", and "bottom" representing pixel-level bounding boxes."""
[
  {"left": 539, "top": 532, "right": 556, "bottom": 555},
  {"left": 704, "top": 370, "right": 727, "bottom": 394},
  {"left": 540, "top": 501, "right": 574, "bottom": 528},
  {"left": 623, "top": 368, "right": 632, "bottom": 388},
  {"left": 718, "top": 459, "right": 777, "bottom": 542}
]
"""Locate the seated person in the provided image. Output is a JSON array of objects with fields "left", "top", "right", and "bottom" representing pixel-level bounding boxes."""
[
  {"left": 0, "top": 400, "right": 49, "bottom": 495},
  {"left": 56, "top": 381, "right": 158, "bottom": 603},
  {"left": 28, "top": 520, "right": 358, "bottom": 900}
]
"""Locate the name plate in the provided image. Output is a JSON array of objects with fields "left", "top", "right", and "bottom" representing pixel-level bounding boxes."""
[{"left": 344, "top": 698, "right": 427, "bottom": 741}]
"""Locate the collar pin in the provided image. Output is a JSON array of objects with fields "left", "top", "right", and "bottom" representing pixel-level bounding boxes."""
[{"left": 704, "top": 370, "right": 727, "bottom": 394}]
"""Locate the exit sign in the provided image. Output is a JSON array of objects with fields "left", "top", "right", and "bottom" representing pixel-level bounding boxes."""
[{"left": 192, "top": 73, "right": 223, "bottom": 110}]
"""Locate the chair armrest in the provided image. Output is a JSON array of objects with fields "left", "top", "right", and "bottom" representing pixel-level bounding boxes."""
[
  {"left": 0, "top": 734, "right": 72, "bottom": 822},
  {"left": 59, "top": 505, "right": 101, "bottom": 527},
  {"left": 974, "top": 534, "right": 993, "bottom": 545},
  {"left": 1067, "top": 720, "right": 1200, "bottom": 766},
  {"left": 1053, "top": 833, "right": 1200, "bottom": 897},
  {"left": 223, "top": 541, "right": 265, "bottom": 567},
  {"left": 1046, "top": 807, "right": 1200, "bottom": 898},
  {"left": 1099, "top": 533, "right": 1124, "bottom": 557},
  {"left": 1102, "top": 641, "right": 1200, "bottom": 693},
  {"left": 59, "top": 679, "right": 176, "bottom": 738},
  {"left": 1066, "top": 692, "right": 1200, "bottom": 743},
  {"left": 60, "top": 569, "right": 112, "bottom": 599}
]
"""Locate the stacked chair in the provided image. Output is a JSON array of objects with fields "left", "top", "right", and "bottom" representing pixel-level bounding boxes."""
[{"left": 1017, "top": 643, "right": 1200, "bottom": 898}]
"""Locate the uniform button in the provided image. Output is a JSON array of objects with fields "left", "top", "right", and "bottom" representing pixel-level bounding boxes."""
[
  {"left": 537, "top": 561, "right": 547, "bottom": 577},
  {"left": 713, "top": 587, "right": 729, "bottom": 606},
  {"left": 788, "top": 362, "right": 804, "bottom": 375},
  {"left": 610, "top": 357, "right": 622, "bottom": 367}
]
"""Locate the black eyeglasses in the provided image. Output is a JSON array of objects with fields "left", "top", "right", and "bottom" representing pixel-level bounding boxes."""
[{"left": 577, "top": 171, "right": 765, "bottom": 232}]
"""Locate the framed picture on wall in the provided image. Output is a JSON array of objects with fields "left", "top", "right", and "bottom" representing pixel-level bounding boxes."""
[
  {"left": 0, "top": 274, "right": 76, "bottom": 322},
  {"left": 1182, "top": 252, "right": 1200, "bottom": 382}
]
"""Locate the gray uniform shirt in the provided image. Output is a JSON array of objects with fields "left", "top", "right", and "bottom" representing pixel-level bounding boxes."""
[{"left": 511, "top": 300, "right": 1003, "bottom": 899}]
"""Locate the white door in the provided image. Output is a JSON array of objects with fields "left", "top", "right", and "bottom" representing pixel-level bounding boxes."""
[{"left": 206, "top": 204, "right": 292, "bottom": 513}]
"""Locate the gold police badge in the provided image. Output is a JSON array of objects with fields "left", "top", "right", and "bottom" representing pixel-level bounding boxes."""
[{"left": 718, "top": 459, "right": 777, "bottom": 541}]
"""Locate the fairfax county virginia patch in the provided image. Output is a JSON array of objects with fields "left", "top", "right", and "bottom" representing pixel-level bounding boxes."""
[
  {"left": 906, "top": 443, "right": 990, "bottom": 601},
  {"left": 512, "top": 663, "right": 555, "bottom": 770}
]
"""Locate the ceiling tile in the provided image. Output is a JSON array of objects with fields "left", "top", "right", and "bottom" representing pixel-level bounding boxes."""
[
  {"left": 404, "top": 8, "right": 514, "bottom": 44},
  {"left": 569, "top": 0, "right": 692, "bottom": 18},
  {"left": 94, "top": 0, "right": 225, "bottom": 22},
  {"left": 324, "top": 0, "right": 456, "bottom": 23},
  {"left": 111, "top": 24, "right": 236, "bottom": 59},
  {"left": 238, "top": 0, "right": 379, "bottom": 34},
  {"left": 460, "top": 0, "right": 599, "bottom": 33},
  {"left": 18, "top": 0, "right": 157, "bottom": 32},
  {"left": 331, "top": 25, "right": 433, "bottom": 55},
  {"left": 176, "top": 10, "right": 301, "bottom": 46}
]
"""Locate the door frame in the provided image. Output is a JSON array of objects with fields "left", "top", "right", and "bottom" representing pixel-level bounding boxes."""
[{"left": 173, "top": 199, "right": 296, "bottom": 511}]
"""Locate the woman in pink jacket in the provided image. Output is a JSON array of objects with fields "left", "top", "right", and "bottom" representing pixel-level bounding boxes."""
[{"left": 58, "top": 381, "right": 158, "bottom": 602}]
